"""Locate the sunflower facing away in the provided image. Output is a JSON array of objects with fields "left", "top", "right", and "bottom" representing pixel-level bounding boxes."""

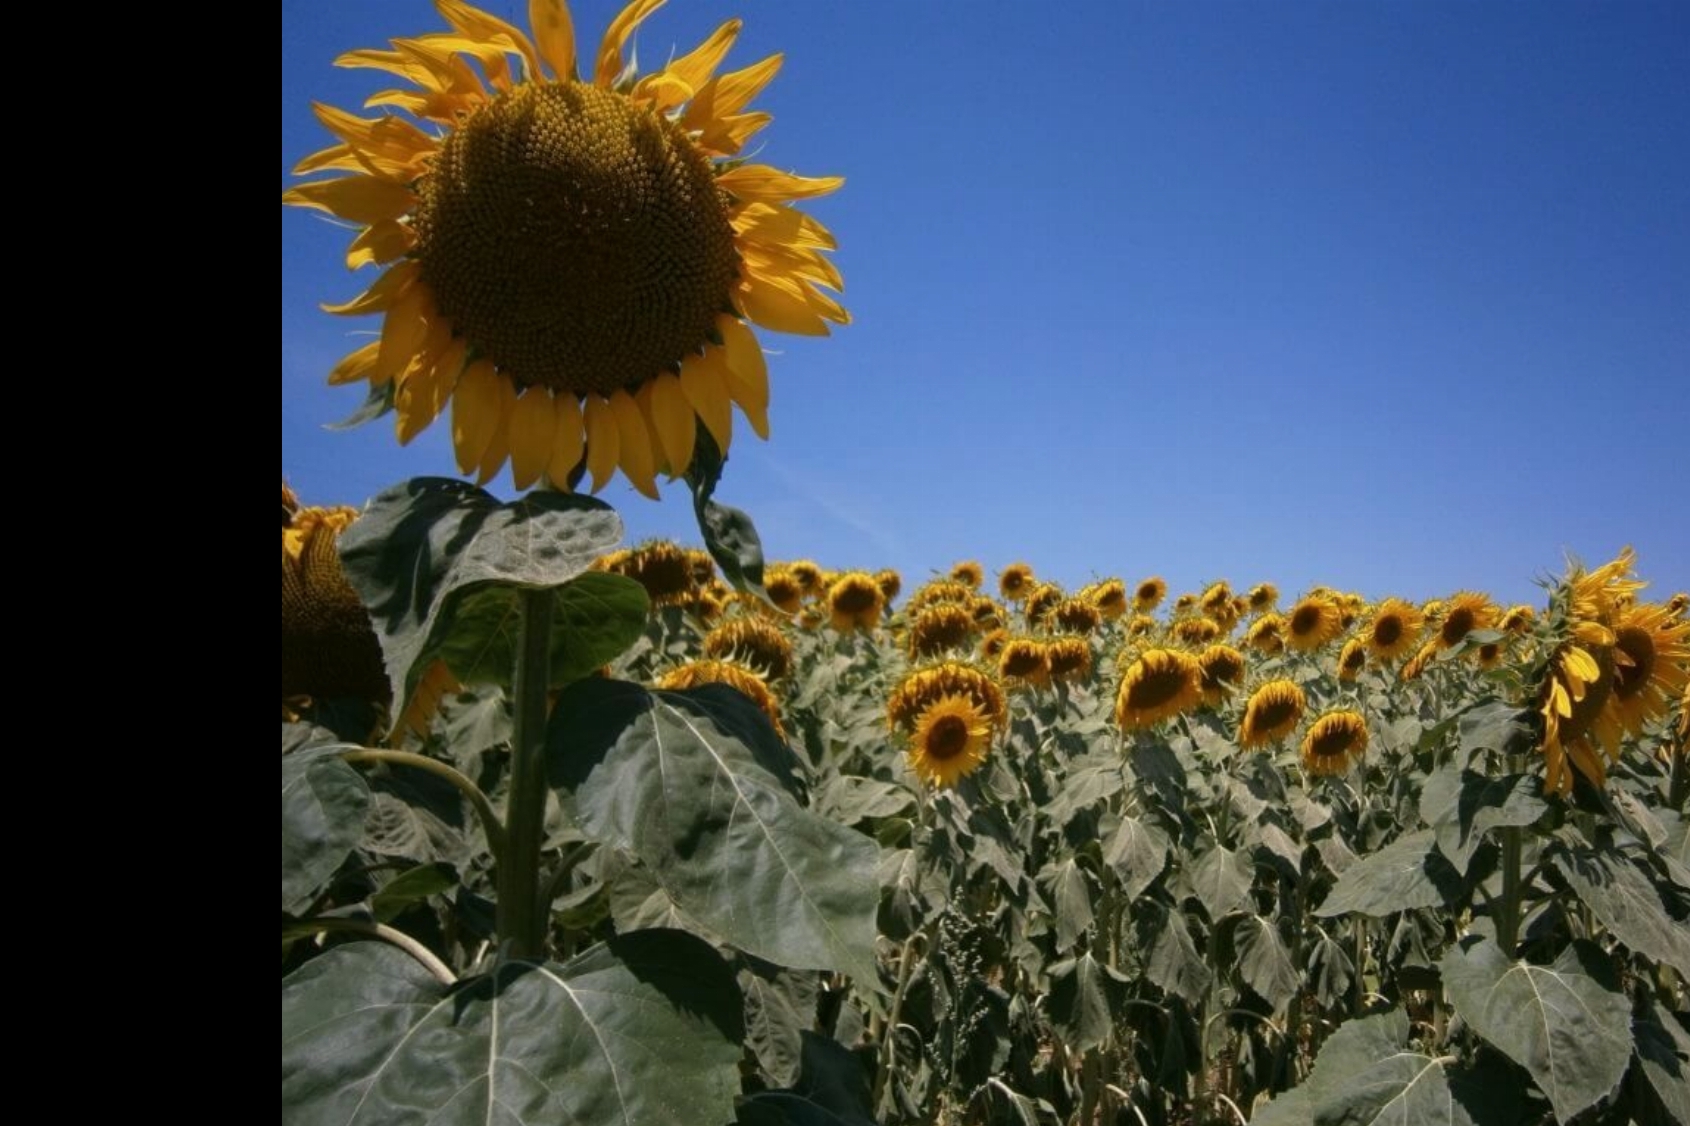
[
  {"left": 1240, "top": 678, "right": 1307, "bottom": 748},
  {"left": 1115, "top": 648, "right": 1203, "bottom": 731},
  {"left": 1301, "top": 710, "right": 1368, "bottom": 776},
  {"left": 285, "top": 0, "right": 847, "bottom": 497}
]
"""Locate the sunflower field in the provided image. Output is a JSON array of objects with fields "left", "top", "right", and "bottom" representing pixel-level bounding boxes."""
[{"left": 282, "top": 3, "right": 1689, "bottom": 1124}]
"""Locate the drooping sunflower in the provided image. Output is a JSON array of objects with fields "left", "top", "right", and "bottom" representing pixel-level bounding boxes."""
[
  {"left": 1195, "top": 644, "right": 1246, "bottom": 707},
  {"left": 1200, "top": 581, "right": 1233, "bottom": 618},
  {"left": 1285, "top": 594, "right": 1342, "bottom": 652},
  {"left": 1363, "top": 598, "right": 1425, "bottom": 663},
  {"left": 887, "top": 660, "right": 1007, "bottom": 735},
  {"left": 1023, "top": 583, "right": 1064, "bottom": 629},
  {"left": 703, "top": 614, "right": 794, "bottom": 680},
  {"left": 1247, "top": 583, "right": 1280, "bottom": 614},
  {"left": 1133, "top": 577, "right": 1167, "bottom": 614},
  {"left": 1245, "top": 613, "right": 1286, "bottom": 655},
  {"left": 998, "top": 637, "right": 1053, "bottom": 689},
  {"left": 908, "top": 603, "right": 977, "bottom": 660},
  {"left": 658, "top": 658, "right": 783, "bottom": 735},
  {"left": 1046, "top": 636, "right": 1094, "bottom": 684},
  {"left": 1114, "top": 648, "right": 1203, "bottom": 730},
  {"left": 1053, "top": 597, "right": 1102, "bottom": 635},
  {"left": 979, "top": 627, "right": 1010, "bottom": 661},
  {"left": 998, "top": 562, "right": 1035, "bottom": 603},
  {"left": 1499, "top": 604, "right": 1537, "bottom": 635},
  {"left": 786, "top": 560, "right": 824, "bottom": 598},
  {"left": 1608, "top": 601, "right": 1690, "bottom": 737},
  {"left": 1336, "top": 638, "right": 1366, "bottom": 681},
  {"left": 595, "top": 539, "right": 697, "bottom": 606},
  {"left": 1087, "top": 578, "right": 1129, "bottom": 620},
  {"left": 907, "top": 580, "right": 976, "bottom": 616},
  {"left": 826, "top": 571, "right": 885, "bottom": 633},
  {"left": 874, "top": 568, "right": 903, "bottom": 606},
  {"left": 283, "top": 500, "right": 390, "bottom": 707},
  {"left": 1301, "top": 710, "right": 1368, "bottom": 776},
  {"left": 949, "top": 560, "right": 985, "bottom": 590},
  {"left": 905, "top": 694, "right": 994, "bottom": 789},
  {"left": 285, "top": 0, "right": 846, "bottom": 497},
  {"left": 1437, "top": 592, "right": 1499, "bottom": 649},
  {"left": 1239, "top": 678, "right": 1306, "bottom": 748},
  {"left": 763, "top": 566, "right": 804, "bottom": 614},
  {"left": 1173, "top": 617, "right": 1222, "bottom": 647},
  {"left": 1127, "top": 613, "right": 1159, "bottom": 639}
]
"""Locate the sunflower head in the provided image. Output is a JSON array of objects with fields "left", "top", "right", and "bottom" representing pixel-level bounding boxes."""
[
  {"left": 1128, "top": 613, "right": 1160, "bottom": 639},
  {"left": 286, "top": 0, "right": 846, "bottom": 497},
  {"left": 948, "top": 560, "right": 985, "bottom": 590},
  {"left": 908, "top": 580, "right": 976, "bottom": 616},
  {"left": 1247, "top": 583, "right": 1280, "bottom": 613},
  {"left": 904, "top": 693, "right": 994, "bottom": 788},
  {"left": 998, "top": 562, "right": 1036, "bottom": 602},
  {"left": 1134, "top": 577, "right": 1168, "bottom": 613},
  {"left": 1173, "top": 617, "right": 1222, "bottom": 647},
  {"left": 1286, "top": 595, "right": 1342, "bottom": 652},
  {"left": 658, "top": 658, "right": 783, "bottom": 736},
  {"left": 1608, "top": 601, "right": 1690, "bottom": 736},
  {"left": 1023, "top": 583, "right": 1065, "bottom": 629},
  {"left": 908, "top": 603, "right": 977, "bottom": 660},
  {"left": 1200, "top": 581, "right": 1234, "bottom": 616},
  {"left": 1086, "top": 578, "right": 1129, "bottom": 620},
  {"left": 980, "top": 627, "right": 1010, "bottom": 661},
  {"left": 1301, "top": 710, "right": 1368, "bottom": 776},
  {"left": 283, "top": 498, "right": 390, "bottom": 708},
  {"left": 763, "top": 566, "right": 804, "bottom": 615},
  {"left": 1047, "top": 636, "right": 1095, "bottom": 684},
  {"left": 597, "top": 539, "right": 698, "bottom": 606},
  {"left": 874, "top": 568, "right": 903, "bottom": 605},
  {"left": 1115, "top": 648, "right": 1203, "bottom": 730},
  {"left": 888, "top": 660, "right": 1007, "bottom": 734},
  {"left": 1337, "top": 638, "right": 1367, "bottom": 681},
  {"left": 826, "top": 572, "right": 885, "bottom": 633},
  {"left": 1246, "top": 613, "right": 1286, "bottom": 655},
  {"left": 1240, "top": 678, "right": 1307, "bottom": 749},
  {"left": 1053, "top": 597, "right": 1102, "bottom": 635},
  {"left": 1364, "top": 597, "right": 1425, "bottom": 663},
  {"left": 786, "top": 560, "right": 824, "bottom": 597},
  {"left": 998, "top": 637, "right": 1053, "bottom": 689},
  {"left": 703, "top": 615, "right": 795, "bottom": 680},
  {"left": 1196, "top": 644, "right": 1246, "bottom": 707},
  {"left": 1499, "top": 604, "right": 1537, "bottom": 635},
  {"left": 1438, "top": 592, "right": 1500, "bottom": 649}
]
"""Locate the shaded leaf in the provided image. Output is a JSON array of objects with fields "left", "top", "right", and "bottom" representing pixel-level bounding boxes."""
[
  {"left": 1045, "top": 952, "right": 1129, "bottom": 1053},
  {"left": 1189, "top": 844, "right": 1253, "bottom": 920},
  {"left": 742, "top": 967, "right": 813, "bottom": 1089},
  {"left": 1439, "top": 936, "right": 1631, "bottom": 1124},
  {"left": 1457, "top": 700, "right": 1535, "bottom": 762},
  {"left": 369, "top": 862, "right": 457, "bottom": 923},
  {"left": 1553, "top": 848, "right": 1690, "bottom": 978},
  {"left": 1294, "top": 1009, "right": 1479, "bottom": 1126},
  {"left": 1233, "top": 914, "right": 1299, "bottom": 1015},
  {"left": 1632, "top": 998, "right": 1690, "bottom": 1126},
  {"left": 1420, "top": 765, "right": 1547, "bottom": 874},
  {"left": 737, "top": 1032, "right": 877, "bottom": 1126},
  {"left": 435, "top": 571, "right": 648, "bottom": 691},
  {"left": 281, "top": 930, "right": 744, "bottom": 1126},
  {"left": 1316, "top": 829, "right": 1461, "bottom": 918},
  {"left": 1103, "top": 814, "right": 1168, "bottom": 899},
  {"left": 1040, "top": 859, "right": 1094, "bottom": 954},
  {"left": 1140, "top": 904, "right": 1211, "bottom": 1004},
  {"left": 282, "top": 742, "right": 370, "bottom": 914}
]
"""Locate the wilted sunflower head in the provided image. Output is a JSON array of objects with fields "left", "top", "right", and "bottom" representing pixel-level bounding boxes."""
[
  {"left": 826, "top": 572, "right": 885, "bottom": 633},
  {"left": 998, "top": 637, "right": 1053, "bottom": 689},
  {"left": 285, "top": 0, "right": 846, "bottom": 497},
  {"left": 1337, "top": 638, "right": 1366, "bottom": 681},
  {"left": 1301, "top": 710, "right": 1368, "bottom": 776},
  {"left": 1196, "top": 644, "right": 1246, "bottom": 707},
  {"left": 658, "top": 659, "right": 783, "bottom": 736},
  {"left": 1134, "top": 577, "right": 1168, "bottom": 613},
  {"left": 1053, "top": 597, "right": 1102, "bottom": 635},
  {"left": 283, "top": 499, "right": 390, "bottom": 708},
  {"left": 597, "top": 539, "right": 697, "bottom": 606},
  {"left": 703, "top": 615, "right": 795, "bottom": 680},
  {"left": 1364, "top": 598, "right": 1425, "bottom": 663},
  {"left": 1240, "top": 678, "right": 1306, "bottom": 748},
  {"left": 1247, "top": 583, "right": 1280, "bottom": 613},
  {"left": 1246, "top": 613, "right": 1286, "bottom": 655},
  {"left": 1115, "top": 648, "right": 1202, "bottom": 730},
  {"left": 1087, "top": 578, "right": 1129, "bottom": 620},
  {"left": 1438, "top": 592, "right": 1499, "bottom": 649},
  {"left": 949, "top": 560, "right": 985, "bottom": 590},
  {"left": 908, "top": 603, "right": 977, "bottom": 660},
  {"left": 905, "top": 694, "right": 994, "bottom": 789},
  {"left": 1286, "top": 595, "right": 1342, "bottom": 652},
  {"left": 888, "top": 660, "right": 1007, "bottom": 734},
  {"left": 1023, "top": 583, "right": 1064, "bottom": 629},
  {"left": 874, "top": 568, "right": 903, "bottom": 605},
  {"left": 1047, "top": 636, "right": 1094, "bottom": 684},
  {"left": 998, "top": 562, "right": 1036, "bottom": 602}
]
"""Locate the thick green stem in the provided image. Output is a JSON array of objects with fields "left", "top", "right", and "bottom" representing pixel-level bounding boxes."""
[
  {"left": 497, "top": 586, "right": 555, "bottom": 960},
  {"left": 1497, "top": 823, "right": 1523, "bottom": 954},
  {"left": 1668, "top": 742, "right": 1688, "bottom": 812},
  {"left": 342, "top": 750, "right": 505, "bottom": 865}
]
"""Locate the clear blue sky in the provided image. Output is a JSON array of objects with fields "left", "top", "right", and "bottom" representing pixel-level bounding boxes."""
[{"left": 282, "top": 0, "right": 1689, "bottom": 608}]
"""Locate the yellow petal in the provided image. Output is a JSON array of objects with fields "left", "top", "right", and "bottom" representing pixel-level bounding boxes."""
[
  {"left": 508, "top": 387, "right": 557, "bottom": 490},
  {"left": 712, "top": 53, "right": 782, "bottom": 116},
  {"left": 1550, "top": 679, "right": 1573, "bottom": 719},
  {"left": 738, "top": 273, "right": 829, "bottom": 336},
  {"left": 308, "top": 102, "right": 435, "bottom": 172},
  {"left": 335, "top": 47, "right": 439, "bottom": 89},
  {"left": 528, "top": 0, "right": 576, "bottom": 79},
  {"left": 662, "top": 17, "right": 740, "bottom": 99},
  {"left": 396, "top": 335, "right": 466, "bottom": 444},
  {"left": 282, "top": 175, "right": 415, "bottom": 225},
  {"left": 595, "top": 0, "right": 667, "bottom": 87},
  {"left": 733, "top": 202, "right": 836, "bottom": 251},
  {"left": 645, "top": 372, "right": 696, "bottom": 475},
  {"left": 328, "top": 341, "right": 383, "bottom": 386},
  {"left": 475, "top": 377, "right": 516, "bottom": 485},
  {"left": 346, "top": 220, "right": 417, "bottom": 269},
  {"left": 452, "top": 359, "right": 502, "bottom": 473},
  {"left": 374, "top": 285, "right": 434, "bottom": 385},
  {"left": 609, "top": 389, "right": 660, "bottom": 499},
  {"left": 1564, "top": 645, "right": 1600, "bottom": 685},
  {"left": 321, "top": 260, "right": 419, "bottom": 316},
  {"left": 582, "top": 395, "right": 621, "bottom": 493},
  {"left": 435, "top": 0, "right": 540, "bottom": 81},
  {"left": 679, "top": 350, "right": 733, "bottom": 453},
  {"left": 547, "top": 394, "right": 586, "bottom": 489},
  {"left": 718, "top": 164, "right": 844, "bottom": 204}
]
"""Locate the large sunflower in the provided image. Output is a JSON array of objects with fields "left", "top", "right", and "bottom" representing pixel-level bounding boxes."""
[
  {"left": 285, "top": 0, "right": 846, "bottom": 496},
  {"left": 1301, "top": 710, "right": 1368, "bottom": 776},
  {"left": 1114, "top": 648, "right": 1203, "bottom": 730},
  {"left": 1240, "top": 678, "right": 1306, "bottom": 748},
  {"left": 1363, "top": 597, "right": 1424, "bottom": 663},
  {"left": 905, "top": 694, "right": 994, "bottom": 789}
]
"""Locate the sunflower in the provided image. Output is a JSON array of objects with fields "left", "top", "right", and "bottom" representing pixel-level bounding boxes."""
[
  {"left": 1173, "top": 617, "right": 1221, "bottom": 646},
  {"left": 1301, "top": 711, "right": 1368, "bottom": 776},
  {"left": 1363, "top": 597, "right": 1424, "bottom": 663},
  {"left": 1115, "top": 648, "right": 1203, "bottom": 730},
  {"left": 1047, "top": 636, "right": 1094, "bottom": 684},
  {"left": 1245, "top": 613, "right": 1286, "bottom": 654},
  {"left": 1499, "top": 604, "right": 1537, "bottom": 635},
  {"left": 1336, "top": 638, "right": 1366, "bottom": 681},
  {"left": 763, "top": 566, "right": 804, "bottom": 614},
  {"left": 826, "top": 572, "right": 884, "bottom": 633},
  {"left": 1053, "top": 597, "right": 1102, "bottom": 635},
  {"left": 1087, "top": 578, "right": 1129, "bottom": 620},
  {"left": 1475, "top": 640, "right": 1505, "bottom": 670},
  {"left": 1401, "top": 639, "right": 1441, "bottom": 681},
  {"left": 1173, "top": 593, "right": 1198, "bottom": 615},
  {"left": 979, "top": 627, "right": 1010, "bottom": 661},
  {"left": 1538, "top": 632, "right": 1617, "bottom": 795},
  {"left": 285, "top": 0, "right": 846, "bottom": 497},
  {"left": 905, "top": 694, "right": 994, "bottom": 788},
  {"left": 1200, "top": 581, "right": 1233, "bottom": 617},
  {"left": 1239, "top": 679, "right": 1306, "bottom": 748},
  {"left": 908, "top": 580, "right": 976, "bottom": 615},
  {"left": 703, "top": 615, "right": 794, "bottom": 680},
  {"left": 874, "top": 568, "right": 903, "bottom": 606},
  {"left": 1195, "top": 644, "right": 1246, "bottom": 707},
  {"left": 1128, "top": 614, "right": 1159, "bottom": 639},
  {"left": 1133, "top": 577, "right": 1167, "bottom": 613},
  {"left": 908, "top": 603, "right": 977, "bottom": 659},
  {"left": 949, "top": 560, "right": 985, "bottom": 590},
  {"left": 283, "top": 499, "right": 390, "bottom": 707},
  {"left": 658, "top": 658, "right": 783, "bottom": 735},
  {"left": 1023, "top": 583, "right": 1064, "bottom": 629},
  {"left": 999, "top": 637, "right": 1053, "bottom": 688},
  {"left": 888, "top": 660, "right": 1007, "bottom": 734},
  {"left": 1285, "top": 594, "right": 1342, "bottom": 652},
  {"left": 998, "top": 562, "right": 1035, "bottom": 602},
  {"left": 786, "top": 559, "right": 824, "bottom": 597},
  {"left": 1438, "top": 592, "right": 1499, "bottom": 649},
  {"left": 1608, "top": 601, "right": 1690, "bottom": 736},
  {"left": 1247, "top": 583, "right": 1280, "bottom": 613},
  {"left": 595, "top": 539, "right": 697, "bottom": 605}
]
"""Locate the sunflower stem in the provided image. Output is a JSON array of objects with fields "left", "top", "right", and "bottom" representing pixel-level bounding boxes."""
[
  {"left": 1497, "top": 823, "right": 1524, "bottom": 955},
  {"left": 497, "top": 586, "right": 555, "bottom": 960}
]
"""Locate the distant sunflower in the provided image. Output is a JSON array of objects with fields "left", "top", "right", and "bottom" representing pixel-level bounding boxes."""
[
  {"left": 1134, "top": 577, "right": 1167, "bottom": 613},
  {"left": 1538, "top": 631, "right": 1617, "bottom": 796},
  {"left": 1196, "top": 644, "right": 1246, "bottom": 707},
  {"left": 1173, "top": 617, "right": 1222, "bottom": 646},
  {"left": 970, "top": 596, "right": 1004, "bottom": 629},
  {"left": 285, "top": 0, "right": 846, "bottom": 496},
  {"left": 1475, "top": 640, "right": 1505, "bottom": 670},
  {"left": 1200, "top": 582, "right": 1233, "bottom": 618},
  {"left": 786, "top": 560, "right": 824, "bottom": 597},
  {"left": 1337, "top": 638, "right": 1366, "bottom": 681},
  {"left": 1054, "top": 597, "right": 1102, "bottom": 635},
  {"left": 1115, "top": 648, "right": 1202, "bottom": 730},
  {"left": 905, "top": 694, "right": 993, "bottom": 788},
  {"left": 888, "top": 660, "right": 1007, "bottom": 734},
  {"left": 826, "top": 572, "right": 884, "bottom": 633},
  {"left": 908, "top": 603, "right": 976, "bottom": 659},
  {"left": 703, "top": 615, "right": 794, "bottom": 680},
  {"left": 999, "top": 637, "right": 1052, "bottom": 688},
  {"left": 596, "top": 539, "right": 697, "bottom": 606},
  {"left": 1499, "top": 605, "right": 1537, "bottom": 636},
  {"left": 1246, "top": 614, "right": 1286, "bottom": 655},
  {"left": 764, "top": 567, "right": 804, "bottom": 614},
  {"left": 1363, "top": 598, "right": 1425, "bottom": 663},
  {"left": 1438, "top": 592, "right": 1499, "bottom": 649},
  {"left": 1047, "top": 636, "right": 1094, "bottom": 684},
  {"left": 1023, "top": 583, "right": 1064, "bottom": 629},
  {"left": 1286, "top": 595, "right": 1342, "bottom": 652},
  {"left": 1301, "top": 711, "right": 1368, "bottom": 776},
  {"left": 1240, "top": 679, "right": 1306, "bottom": 748},
  {"left": 1087, "top": 578, "right": 1129, "bottom": 620},
  {"left": 874, "top": 568, "right": 903, "bottom": 605},
  {"left": 949, "top": 560, "right": 985, "bottom": 590},
  {"left": 998, "top": 562, "right": 1036, "bottom": 602},
  {"left": 908, "top": 580, "right": 976, "bottom": 615},
  {"left": 979, "top": 627, "right": 1010, "bottom": 661},
  {"left": 1247, "top": 583, "right": 1280, "bottom": 613},
  {"left": 283, "top": 500, "right": 390, "bottom": 707},
  {"left": 1128, "top": 614, "right": 1159, "bottom": 638},
  {"left": 1401, "top": 639, "right": 1441, "bottom": 681},
  {"left": 1173, "top": 593, "right": 1198, "bottom": 615},
  {"left": 658, "top": 658, "right": 782, "bottom": 735}
]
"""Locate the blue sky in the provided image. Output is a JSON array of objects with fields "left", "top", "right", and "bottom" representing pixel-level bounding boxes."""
[{"left": 282, "top": 0, "right": 1689, "bottom": 608}]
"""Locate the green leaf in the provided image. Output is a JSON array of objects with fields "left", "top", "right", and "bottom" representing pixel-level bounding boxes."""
[
  {"left": 1552, "top": 849, "right": 1690, "bottom": 978},
  {"left": 1420, "top": 766, "right": 1547, "bottom": 874},
  {"left": 337, "top": 478, "right": 622, "bottom": 716},
  {"left": 1457, "top": 700, "right": 1536, "bottom": 763},
  {"left": 1232, "top": 914, "right": 1300, "bottom": 1014},
  {"left": 1316, "top": 829, "right": 1462, "bottom": 918},
  {"left": 813, "top": 775, "right": 915, "bottom": 827},
  {"left": 1139, "top": 903, "right": 1211, "bottom": 1005},
  {"left": 550, "top": 679, "right": 879, "bottom": 982},
  {"left": 736, "top": 1032, "right": 878, "bottom": 1126},
  {"left": 1040, "top": 858, "right": 1094, "bottom": 954},
  {"left": 368, "top": 862, "right": 458, "bottom": 923},
  {"left": 1307, "top": 932, "right": 1354, "bottom": 1010},
  {"left": 434, "top": 571, "right": 649, "bottom": 690},
  {"left": 1189, "top": 844, "right": 1253, "bottom": 920},
  {"left": 1439, "top": 936, "right": 1632, "bottom": 1123},
  {"left": 741, "top": 965, "right": 816, "bottom": 1089},
  {"left": 1045, "top": 951, "right": 1129, "bottom": 1053},
  {"left": 282, "top": 742, "right": 370, "bottom": 914},
  {"left": 686, "top": 428, "right": 765, "bottom": 591},
  {"left": 282, "top": 930, "right": 744, "bottom": 1126},
  {"left": 1632, "top": 997, "right": 1690, "bottom": 1126},
  {"left": 1102, "top": 814, "right": 1168, "bottom": 899},
  {"left": 1287, "top": 1009, "right": 1480, "bottom": 1126}
]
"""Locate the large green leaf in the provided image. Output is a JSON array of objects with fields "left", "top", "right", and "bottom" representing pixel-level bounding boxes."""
[
  {"left": 1631, "top": 998, "right": 1690, "bottom": 1126},
  {"left": 1231, "top": 914, "right": 1299, "bottom": 1014},
  {"left": 1188, "top": 844, "right": 1252, "bottom": 920},
  {"left": 434, "top": 571, "right": 649, "bottom": 690},
  {"left": 1266, "top": 1010, "right": 1482, "bottom": 1126},
  {"left": 337, "top": 478, "right": 622, "bottom": 713},
  {"left": 1440, "top": 936, "right": 1632, "bottom": 1124},
  {"left": 1552, "top": 848, "right": 1690, "bottom": 978},
  {"left": 1419, "top": 765, "right": 1547, "bottom": 874},
  {"left": 1138, "top": 903, "right": 1211, "bottom": 1005},
  {"left": 282, "top": 739, "right": 370, "bottom": 914},
  {"left": 1316, "top": 829, "right": 1461, "bottom": 918},
  {"left": 1045, "top": 952, "right": 1129, "bottom": 1053},
  {"left": 1039, "top": 858, "right": 1094, "bottom": 954},
  {"left": 1102, "top": 814, "right": 1168, "bottom": 899},
  {"left": 549, "top": 679, "right": 879, "bottom": 982},
  {"left": 282, "top": 930, "right": 744, "bottom": 1126},
  {"left": 1457, "top": 700, "right": 1536, "bottom": 763}
]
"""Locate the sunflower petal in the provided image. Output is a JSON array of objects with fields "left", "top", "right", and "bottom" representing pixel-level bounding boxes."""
[
  {"left": 435, "top": 0, "right": 541, "bottom": 81},
  {"left": 595, "top": 0, "right": 667, "bottom": 87},
  {"left": 309, "top": 102, "right": 435, "bottom": 171},
  {"left": 738, "top": 273, "right": 829, "bottom": 336},
  {"left": 609, "top": 389, "right": 660, "bottom": 499},
  {"left": 679, "top": 349, "right": 734, "bottom": 453},
  {"left": 475, "top": 377, "right": 516, "bottom": 484},
  {"left": 712, "top": 53, "right": 782, "bottom": 116},
  {"left": 717, "top": 164, "right": 843, "bottom": 204},
  {"left": 282, "top": 175, "right": 415, "bottom": 225},
  {"left": 508, "top": 387, "right": 558, "bottom": 489},
  {"left": 646, "top": 372, "right": 696, "bottom": 475},
  {"left": 374, "top": 285, "right": 435, "bottom": 385},
  {"left": 528, "top": 0, "right": 576, "bottom": 79},
  {"left": 582, "top": 395, "right": 621, "bottom": 492},
  {"left": 452, "top": 359, "right": 502, "bottom": 473},
  {"left": 328, "top": 341, "right": 383, "bottom": 386},
  {"left": 321, "top": 260, "right": 419, "bottom": 316},
  {"left": 665, "top": 17, "right": 740, "bottom": 95},
  {"left": 346, "top": 220, "right": 418, "bottom": 269},
  {"left": 547, "top": 394, "right": 586, "bottom": 489}
]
